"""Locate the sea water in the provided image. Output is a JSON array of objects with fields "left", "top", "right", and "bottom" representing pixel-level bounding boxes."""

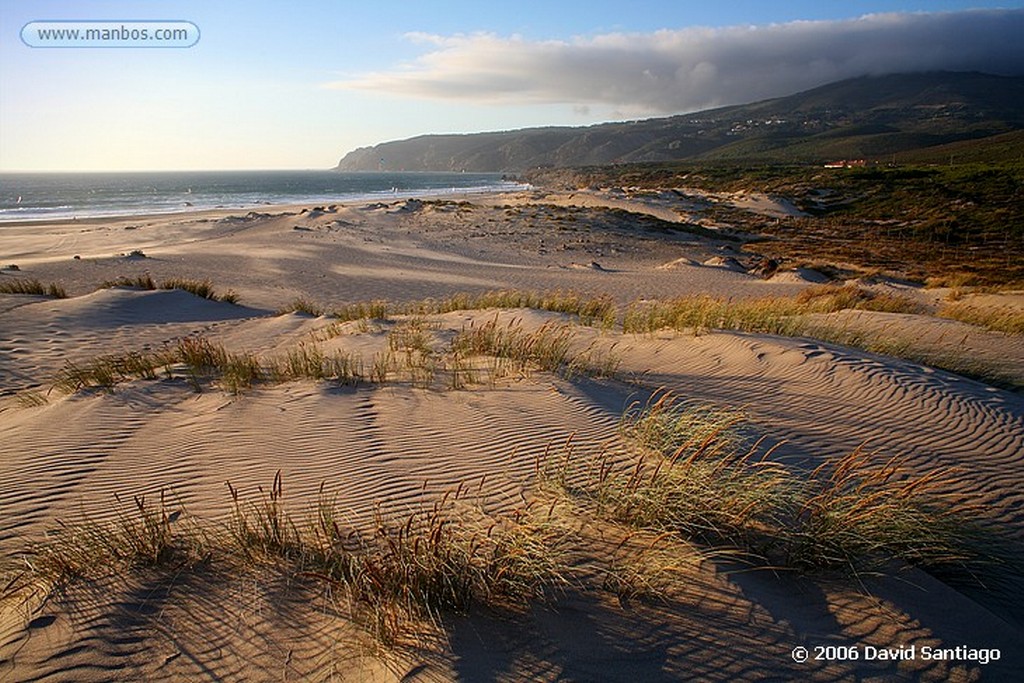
[{"left": 0, "top": 170, "right": 524, "bottom": 222}]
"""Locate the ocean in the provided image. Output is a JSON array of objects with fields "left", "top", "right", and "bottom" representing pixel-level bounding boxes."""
[{"left": 0, "top": 170, "right": 525, "bottom": 222}]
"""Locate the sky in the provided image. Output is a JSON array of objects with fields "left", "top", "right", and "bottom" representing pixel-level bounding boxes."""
[{"left": 1, "top": 1, "right": 1022, "bottom": 172}]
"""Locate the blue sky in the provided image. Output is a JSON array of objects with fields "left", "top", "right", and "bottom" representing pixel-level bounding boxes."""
[{"left": 1, "top": 1, "right": 1022, "bottom": 171}]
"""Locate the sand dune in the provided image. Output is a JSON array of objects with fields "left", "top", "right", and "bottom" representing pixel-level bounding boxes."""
[{"left": 1, "top": 193, "right": 1022, "bottom": 680}]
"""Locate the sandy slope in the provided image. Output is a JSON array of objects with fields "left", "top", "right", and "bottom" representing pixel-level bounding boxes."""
[{"left": 1, "top": 194, "right": 1022, "bottom": 681}]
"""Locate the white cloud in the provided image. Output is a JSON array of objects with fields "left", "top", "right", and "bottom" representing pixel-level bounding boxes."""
[{"left": 327, "top": 10, "right": 1024, "bottom": 113}]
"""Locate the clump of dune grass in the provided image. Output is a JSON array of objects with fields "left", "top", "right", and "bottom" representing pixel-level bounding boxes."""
[
  {"left": 384, "top": 319, "right": 438, "bottom": 387},
  {"left": 50, "top": 335, "right": 374, "bottom": 395},
  {"left": 619, "top": 392, "right": 747, "bottom": 456},
  {"left": 100, "top": 274, "right": 156, "bottom": 290},
  {"left": 317, "top": 496, "right": 570, "bottom": 644},
  {"left": 408, "top": 290, "right": 617, "bottom": 328},
  {"left": 3, "top": 492, "right": 205, "bottom": 599},
  {"left": 0, "top": 279, "right": 67, "bottom": 298},
  {"left": 595, "top": 529, "right": 706, "bottom": 600},
  {"left": 796, "top": 283, "right": 922, "bottom": 314},
  {"left": 4, "top": 473, "right": 572, "bottom": 648},
  {"left": 321, "top": 290, "right": 616, "bottom": 331},
  {"left": 267, "top": 343, "right": 364, "bottom": 386},
  {"left": 14, "top": 390, "right": 49, "bottom": 408},
  {"left": 938, "top": 301, "right": 1024, "bottom": 335},
  {"left": 622, "top": 295, "right": 804, "bottom": 336},
  {"left": 311, "top": 313, "right": 619, "bottom": 387},
  {"left": 541, "top": 390, "right": 998, "bottom": 578},
  {"left": 175, "top": 336, "right": 228, "bottom": 373},
  {"left": 98, "top": 275, "right": 238, "bottom": 302},
  {"left": 450, "top": 316, "right": 573, "bottom": 376},
  {"left": 282, "top": 298, "right": 326, "bottom": 317},
  {"left": 52, "top": 350, "right": 165, "bottom": 393},
  {"left": 622, "top": 286, "right": 920, "bottom": 337},
  {"left": 160, "top": 278, "right": 238, "bottom": 304},
  {"left": 333, "top": 299, "right": 391, "bottom": 322},
  {"left": 787, "top": 446, "right": 982, "bottom": 573},
  {"left": 225, "top": 471, "right": 300, "bottom": 563},
  {"left": 542, "top": 395, "right": 792, "bottom": 554}
]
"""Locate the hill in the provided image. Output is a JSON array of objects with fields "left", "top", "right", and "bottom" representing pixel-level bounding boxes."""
[{"left": 335, "top": 72, "right": 1024, "bottom": 172}]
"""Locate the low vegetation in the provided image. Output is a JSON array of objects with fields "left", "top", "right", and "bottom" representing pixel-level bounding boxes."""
[
  {"left": 42, "top": 279, "right": 1021, "bottom": 397},
  {"left": 0, "top": 279, "right": 67, "bottom": 298},
  {"left": 4, "top": 394, "right": 1007, "bottom": 653},
  {"left": 4, "top": 473, "right": 572, "bottom": 648},
  {"left": 2, "top": 491, "right": 207, "bottom": 594},
  {"left": 285, "top": 290, "right": 617, "bottom": 329},
  {"left": 618, "top": 287, "right": 1019, "bottom": 388},
  {"left": 621, "top": 284, "right": 921, "bottom": 336},
  {"left": 938, "top": 301, "right": 1024, "bottom": 335},
  {"left": 540, "top": 391, "right": 999, "bottom": 577},
  {"left": 51, "top": 316, "right": 621, "bottom": 396},
  {"left": 100, "top": 274, "right": 157, "bottom": 290},
  {"left": 99, "top": 275, "right": 238, "bottom": 303},
  {"left": 528, "top": 162, "right": 1024, "bottom": 287},
  {"left": 160, "top": 278, "right": 239, "bottom": 303}
]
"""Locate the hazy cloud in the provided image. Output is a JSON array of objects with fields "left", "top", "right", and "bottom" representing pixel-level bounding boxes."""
[{"left": 328, "top": 10, "right": 1024, "bottom": 113}]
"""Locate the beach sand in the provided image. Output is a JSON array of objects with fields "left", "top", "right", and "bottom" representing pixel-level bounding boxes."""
[{"left": 1, "top": 190, "right": 1022, "bottom": 680}]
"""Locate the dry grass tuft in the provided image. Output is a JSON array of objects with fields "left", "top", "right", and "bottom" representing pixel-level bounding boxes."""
[
  {"left": 3, "top": 492, "right": 205, "bottom": 599},
  {"left": 541, "top": 390, "right": 999, "bottom": 578},
  {"left": 542, "top": 395, "right": 791, "bottom": 555},
  {"left": 0, "top": 279, "right": 67, "bottom": 298},
  {"left": 282, "top": 298, "right": 326, "bottom": 316},
  {"left": 3, "top": 475, "right": 572, "bottom": 648},
  {"left": 623, "top": 295, "right": 804, "bottom": 336},
  {"left": 938, "top": 302, "right": 1024, "bottom": 335},
  {"left": 160, "top": 278, "right": 239, "bottom": 304},
  {"left": 623, "top": 286, "right": 919, "bottom": 337},
  {"left": 448, "top": 315, "right": 619, "bottom": 382},
  {"left": 324, "top": 290, "right": 616, "bottom": 328},
  {"left": 796, "top": 283, "right": 922, "bottom": 314},
  {"left": 788, "top": 447, "right": 984, "bottom": 573},
  {"left": 100, "top": 274, "right": 157, "bottom": 290}
]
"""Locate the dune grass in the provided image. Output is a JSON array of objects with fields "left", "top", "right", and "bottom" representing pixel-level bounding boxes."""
[
  {"left": 938, "top": 301, "right": 1024, "bottom": 335},
  {"left": 303, "top": 491, "right": 570, "bottom": 644},
  {"left": 3, "top": 491, "right": 207, "bottom": 598},
  {"left": 100, "top": 274, "right": 157, "bottom": 290},
  {"left": 0, "top": 279, "right": 67, "bottom": 298},
  {"left": 619, "top": 287, "right": 1021, "bottom": 388},
  {"left": 97, "top": 275, "right": 239, "bottom": 303},
  {"left": 2, "top": 392, "right": 1013, "bottom": 652},
  {"left": 303, "top": 285, "right": 1010, "bottom": 388},
  {"left": 450, "top": 316, "right": 620, "bottom": 381},
  {"left": 622, "top": 285, "right": 920, "bottom": 336},
  {"left": 795, "top": 283, "right": 922, "bottom": 314},
  {"left": 541, "top": 390, "right": 999, "bottom": 578},
  {"left": 33, "top": 278, "right": 1019, "bottom": 396},
  {"left": 3, "top": 474, "right": 572, "bottom": 648},
  {"left": 283, "top": 298, "right": 326, "bottom": 317},
  {"left": 160, "top": 278, "right": 239, "bottom": 304},
  {"left": 54, "top": 277, "right": 1018, "bottom": 386},
  {"left": 787, "top": 447, "right": 981, "bottom": 572},
  {"left": 50, "top": 316, "right": 621, "bottom": 396},
  {"left": 286, "top": 290, "right": 617, "bottom": 329}
]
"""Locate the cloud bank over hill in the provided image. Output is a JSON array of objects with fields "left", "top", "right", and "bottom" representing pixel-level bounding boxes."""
[{"left": 329, "top": 9, "right": 1024, "bottom": 114}]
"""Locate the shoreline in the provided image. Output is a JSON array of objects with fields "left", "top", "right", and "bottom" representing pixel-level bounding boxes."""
[
  {"left": 0, "top": 180, "right": 530, "bottom": 226},
  {"left": 0, "top": 187, "right": 530, "bottom": 228}
]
